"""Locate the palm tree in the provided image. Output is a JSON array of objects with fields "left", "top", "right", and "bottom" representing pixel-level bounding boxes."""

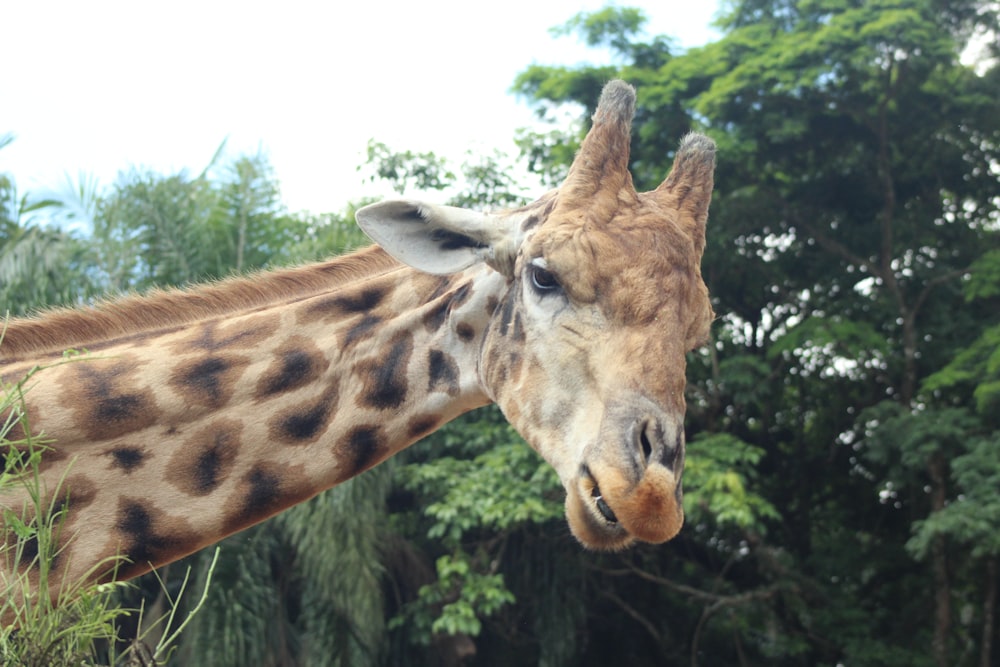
[{"left": 0, "top": 135, "right": 98, "bottom": 315}]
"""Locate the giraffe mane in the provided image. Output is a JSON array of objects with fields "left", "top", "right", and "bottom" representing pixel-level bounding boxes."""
[{"left": 0, "top": 245, "right": 402, "bottom": 362}]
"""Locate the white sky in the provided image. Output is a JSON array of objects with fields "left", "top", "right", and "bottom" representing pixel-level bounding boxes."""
[{"left": 1, "top": 1, "right": 720, "bottom": 216}]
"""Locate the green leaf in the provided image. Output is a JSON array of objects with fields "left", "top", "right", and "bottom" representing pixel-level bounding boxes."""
[
  {"left": 683, "top": 433, "right": 778, "bottom": 531},
  {"left": 964, "top": 249, "right": 1000, "bottom": 301}
]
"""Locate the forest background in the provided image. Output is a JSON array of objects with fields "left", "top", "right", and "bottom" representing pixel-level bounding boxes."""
[{"left": 2, "top": 0, "right": 999, "bottom": 665}]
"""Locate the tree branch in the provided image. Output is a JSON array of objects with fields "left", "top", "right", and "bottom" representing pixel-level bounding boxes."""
[
  {"left": 912, "top": 267, "right": 971, "bottom": 320},
  {"left": 600, "top": 588, "right": 665, "bottom": 652},
  {"left": 691, "top": 587, "right": 781, "bottom": 667},
  {"left": 790, "top": 212, "right": 882, "bottom": 279}
]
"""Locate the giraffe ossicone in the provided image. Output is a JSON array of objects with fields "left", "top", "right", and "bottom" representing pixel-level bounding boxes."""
[{"left": 0, "top": 80, "right": 715, "bottom": 605}]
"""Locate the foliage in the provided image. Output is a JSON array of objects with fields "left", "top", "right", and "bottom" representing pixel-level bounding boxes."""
[
  {"left": 446, "top": 149, "right": 531, "bottom": 211},
  {"left": 514, "top": 0, "right": 1000, "bottom": 664},
  {"left": 0, "top": 222, "right": 96, "bottom": 315},
  {"left": 551, "top": 6, "right": 648, "bottom": 53},
  {"left": 964, "top": 249, "right": 1000, "bottom": 302},
  {"left": 361, "top": 140, "right": 531, "bottom": 210},
  {"left": 360, "top": 140, "right": 455, "bottom": 195},
  {"left": 386, "top": 407, "right": 564, "bottom": 656},
  {"left": 396, "top": 436, "right": 562, "bottom": 545},
  {"left": 0, "top": 138, "right": 99, "bottom": 314},
  {"left": 93, "top": 168, "right": 223, "bottom": 289},
  {"left": 391, "top": 552, "right": 515, "bottom": 645},
  {"left": 214, "top": 153, "right": 285, "bottom": 272},
  {"left": 907, "top": 436, "right": 1000, "bottom": 561},
  {"left": 683, "top": 433, "right": 778, "bottom": 532},
  {"left": 923, "top": 264, "right": 1000, "bottom": 423}
]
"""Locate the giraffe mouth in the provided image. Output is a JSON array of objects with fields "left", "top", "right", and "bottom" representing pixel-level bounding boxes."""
[
  {"left": 564, "top": 470, "right": 633, "bottom": 551},
  {"left": 567, "top": 458, "right": 683, "bottom": 550},
  {"left": 590, "top": 484, "right": 619, "bottom": 523}
]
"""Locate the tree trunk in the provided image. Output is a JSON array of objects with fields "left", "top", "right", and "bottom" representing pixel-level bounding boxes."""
[
  {"left": 928, "top": 453, "right": 952, "bottom": 667},
  {"left": 982, "top": 557, "right": 997, "bottom": 667},
  {"left": 868, "top": 58, "right": 957, "bottom": 665},
  {"left": 236, "top": 211, "right": 247, "bottom": 273}
]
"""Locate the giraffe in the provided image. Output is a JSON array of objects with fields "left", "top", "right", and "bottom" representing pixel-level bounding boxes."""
[{"left": 0, "top": 80, "right": 715, "bottom": 608}]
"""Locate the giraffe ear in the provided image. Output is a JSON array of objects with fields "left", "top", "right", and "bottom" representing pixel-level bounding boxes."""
[{"left": 356, "top": 199, "right": 520, "bottom": 276}]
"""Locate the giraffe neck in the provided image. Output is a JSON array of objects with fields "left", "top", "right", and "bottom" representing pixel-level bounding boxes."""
[{"left": 1, "top": 245, "right": 502, "bottom": 586}]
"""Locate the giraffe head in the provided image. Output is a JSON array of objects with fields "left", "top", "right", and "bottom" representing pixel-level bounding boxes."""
[{"left": 357, "top": 80, "right": 714, "bottom": 550}]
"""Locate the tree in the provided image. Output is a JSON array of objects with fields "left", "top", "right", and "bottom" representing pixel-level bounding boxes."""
[
  {"left": 361, "top": 139, "right": 531, "bottom": 211},
  {"left": 90, "top": 167, "right": 224, "bottom": 290},
  {"left": 0, "top": 135, "right": 98, "bottom": 315},
  {"left": 512, "top": 1, "right": 1000, "bottom": 664},
  {"left": 214, "top": 151, "right": 290, "bottom": 272}
]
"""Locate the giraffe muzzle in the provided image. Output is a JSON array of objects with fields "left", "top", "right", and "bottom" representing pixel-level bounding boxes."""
[
  {"left": 587, "top": 415, "right": 679, "bottom": 525},
  {"left": 565, "top": 403, "right": 686, "bottom": 550}
]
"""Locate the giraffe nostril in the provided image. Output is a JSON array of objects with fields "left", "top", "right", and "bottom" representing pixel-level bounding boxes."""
[
  {"left": 639, "top": 425, "right": 653, "bottom": 464},
  {"left": 633, "top": 416, "right": 681, "bottom": 472},
  {"left": 634, "top": 417, "right": 659, "bottom": 467}
]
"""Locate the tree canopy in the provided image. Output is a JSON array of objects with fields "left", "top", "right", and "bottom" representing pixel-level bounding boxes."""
[{"left": 513, "top": 0, "right": 999, "bottom": 664}]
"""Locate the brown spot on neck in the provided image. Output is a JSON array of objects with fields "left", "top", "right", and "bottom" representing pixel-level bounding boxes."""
[
  {"left": 254, "top": 337, "right": 329, "bottom": 400},
  {"left": 167, "top": 419, "right": 242, "bottom": 496},
  {"left": 220, "top": 462, "right": 313, "bottom": 536},
  {"left": 106, "top": 446, "right": 148, "bottom": 473},
  {"left": 110, "top": 498, "right": 200, "bottom": 580},
  {"left": 336, "top": 424, "right": 387, "bottom": 480},
  {"left": 354, "top": 331, "right": 414, "bottom": 410},
  {"left": 169, "top": 354, "right": 251, "bottom": 410},
  {"left": 58, "top": 357, "right": 162, "bottom": 442},
  {"left": 428, "top": 349, "right": 461, "bottom": 396},
  {"left": 269, "top": 380, "right": 341, "bottom": 444}
]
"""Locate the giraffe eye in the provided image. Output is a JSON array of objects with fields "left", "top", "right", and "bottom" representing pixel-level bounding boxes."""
[{"left": 529, "top": 264, "right": 561, "bottom": 293}]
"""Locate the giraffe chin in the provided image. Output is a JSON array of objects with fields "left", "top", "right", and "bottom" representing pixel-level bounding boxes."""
[{"left": 565, "top": 463, "right": 684, "bottom": 551}]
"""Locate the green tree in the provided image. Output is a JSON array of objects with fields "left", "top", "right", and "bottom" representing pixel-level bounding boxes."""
[
  {"left": 213, "top": 152, "right": 290, "bottom": 272},
  {"left": 91, "top": 167, "right": 223, "bottom": 290},
  {"left": 361, "top": 140, "right": 455, "bottom": 195},
  {"left": 0, "top": 136, "right": 99, "bottom": 315},
  {"left": 512, "top": 1, "right": 1000, "bottom": 665},
  {"left": 361, "top": 140, "right": 531, "bottom": 210}
]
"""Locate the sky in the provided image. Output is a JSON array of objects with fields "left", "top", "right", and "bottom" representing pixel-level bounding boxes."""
[{"left": 1, "top": 1, "right": 721, "bottom": 216}]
